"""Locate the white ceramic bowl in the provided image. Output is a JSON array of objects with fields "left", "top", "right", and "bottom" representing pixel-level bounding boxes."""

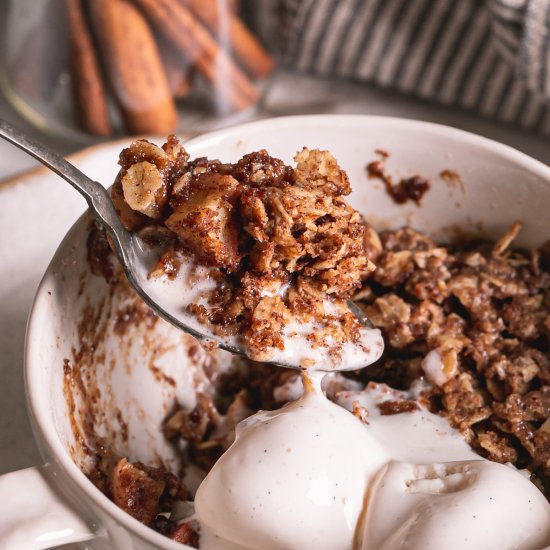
[{"left": 2, "top": 115, "right": 550, "bottom": 550}]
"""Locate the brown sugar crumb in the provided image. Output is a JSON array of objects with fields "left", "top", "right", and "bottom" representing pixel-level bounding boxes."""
[
  {"left": 111, "top": 458, "right": 164, "bottom": 525},
  {"left": 440, "top": 169, "right": 465, "bottom": 195},
  {"left": 113, "top": 137, "right": 374, "bottom": 363},
  {"left": 378, "top": 399, "right": 420, "bottom": 415},
  {"left": 352, "top": 400, "right": 370, "bottom": 423},
  {"left": 170, "top": 522, "right": 200, "bottom": 547},
  {"left": 374, "top": 148, "right": 390, "bottom": 159},
  {"left": 366, "top": 154, "right": 430, "bottom": 205},
  {"left": 109, "top": 458, "right": 188, "bottom": 527}
]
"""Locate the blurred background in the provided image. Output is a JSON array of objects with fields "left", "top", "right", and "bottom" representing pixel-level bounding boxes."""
[{"left": 1, "top": 0, "right": 550, "bottom": 178}]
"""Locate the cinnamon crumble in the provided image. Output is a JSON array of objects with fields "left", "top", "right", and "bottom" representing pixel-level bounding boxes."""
[
  {"left": 366, "top": 152, "right": 431, "bottom": 205},
  {"left": 113, "top": 136, "right": 378, "bottom": 367}
]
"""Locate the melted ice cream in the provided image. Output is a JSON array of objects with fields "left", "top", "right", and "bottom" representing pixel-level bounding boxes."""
[
  {"left": 264, "top": 313, "right": 384, "bottom": 371},
  {"left": 141, "top": 257, "right": 384, "bottom": 371}
]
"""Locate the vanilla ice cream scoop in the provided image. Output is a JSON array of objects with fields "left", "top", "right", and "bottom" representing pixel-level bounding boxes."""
[
  {"left": 195, "top": 376, "right": 388, "bottom": 550},
  {"left": 359, "top": 460, "right": 550, "bottom": 550},
  {"left": 193, "top": 378, "right": 550, "bottom": 550}
]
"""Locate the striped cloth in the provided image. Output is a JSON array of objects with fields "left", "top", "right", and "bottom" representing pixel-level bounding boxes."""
[{"left": 268, "top": 0, "right": 550, "bottom": 135}]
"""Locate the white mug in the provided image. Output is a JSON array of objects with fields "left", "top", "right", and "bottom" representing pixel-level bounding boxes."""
[{"left": 2, "top": 115, "right": 549, "bottom": 549}]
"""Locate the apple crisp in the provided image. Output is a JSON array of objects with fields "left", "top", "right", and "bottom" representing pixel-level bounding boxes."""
[
  {"left": 82, "top": 141, "right": 550, "bottom": 544},
  {"left": 112, "top": 136, "right": 375, "bottom": 365}
]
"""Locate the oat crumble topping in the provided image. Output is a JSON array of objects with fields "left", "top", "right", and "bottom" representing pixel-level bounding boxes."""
[{"left": 112, "top": 136, "right": 374, "bottom": 363}]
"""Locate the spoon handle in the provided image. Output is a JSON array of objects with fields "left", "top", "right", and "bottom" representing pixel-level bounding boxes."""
[{"left": 0, "top": 119, "right": 129, "bottom": 261}]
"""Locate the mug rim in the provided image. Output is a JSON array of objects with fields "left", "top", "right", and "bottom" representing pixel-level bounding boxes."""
[{"left": 23, "top": 114, "right": 550, "bottom": 547}]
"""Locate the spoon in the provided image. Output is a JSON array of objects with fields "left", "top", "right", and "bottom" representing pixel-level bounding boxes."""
[{"left": 0, "top": 119, "right": 378, "bottom": 370}]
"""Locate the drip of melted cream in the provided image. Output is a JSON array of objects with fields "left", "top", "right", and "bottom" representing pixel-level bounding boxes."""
[
  {"left": 141, "top": 257, "right": 384, "bottom": 370},
  {"left": 193, "top": 374, "right": 550, "bottom": 550}
]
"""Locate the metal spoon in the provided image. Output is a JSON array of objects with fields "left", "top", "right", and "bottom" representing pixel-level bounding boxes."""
[{"left": 0, "top": 119, "right": 377, "bottom": 370}]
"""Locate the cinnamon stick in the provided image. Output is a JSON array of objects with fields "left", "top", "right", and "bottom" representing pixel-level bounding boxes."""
[
  {"left": 156, "top": 35, "right": 193, "bottom": 100},
  {"left": 66, "top": 0, "right": 112, "bottom": 136},
  {"left": 90, "top": 0, "right": 178, "bottom": 134},
  {"left": 185, "top": 0, "right": 274, "bottom": 78},
  {"left": 132, "top": 0, "right": 259, "bottom": 112},
  {"left": 227, "top": 0, "right": 240, "bottom": 13}
]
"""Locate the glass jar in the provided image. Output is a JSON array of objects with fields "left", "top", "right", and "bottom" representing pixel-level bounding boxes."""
[{"left": 0, "top": 0, "right": 276, "bottom": 146}]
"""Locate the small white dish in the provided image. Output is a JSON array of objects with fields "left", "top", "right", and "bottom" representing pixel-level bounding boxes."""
[{"left": 1, "top": 115, "right": 549, "bottom": 550}]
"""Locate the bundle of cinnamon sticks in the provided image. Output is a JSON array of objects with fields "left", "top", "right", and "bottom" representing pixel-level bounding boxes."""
[{"left": 66, "top": 0, "right": 274, "bottom": 136}]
